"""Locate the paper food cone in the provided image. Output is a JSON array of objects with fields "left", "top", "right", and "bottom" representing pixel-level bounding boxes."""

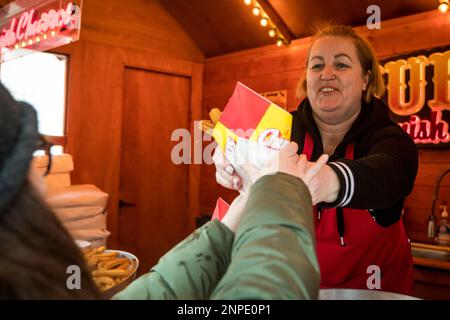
[{"left": 211, "top": 197, "right": 230, "bottom": 221}]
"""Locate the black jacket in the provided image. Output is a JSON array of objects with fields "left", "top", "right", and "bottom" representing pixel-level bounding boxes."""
[{"left": 291, "top": 98, "right": 418, "bottom": 227}]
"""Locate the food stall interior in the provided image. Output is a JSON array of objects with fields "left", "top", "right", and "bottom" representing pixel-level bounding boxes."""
[{"left": 0, "top": 0, "right": 449, "bottom": 299}]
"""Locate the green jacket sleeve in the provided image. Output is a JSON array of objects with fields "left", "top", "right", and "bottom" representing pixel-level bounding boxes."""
[
  {"left": 114, "top": 219, "right": 234, "bottom": 300},
  {"left": 210, "top": 173, "right": 320, "bottom": 300}
]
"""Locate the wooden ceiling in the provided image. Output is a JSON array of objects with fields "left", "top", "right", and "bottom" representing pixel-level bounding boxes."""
[
  {"left": 1, "top": 0, "right": 442, "bottom": 57},
  {"left": 0, "top": 0, "right": 12, "bottom": 6},
  {"left": 159, "top": 0, "right": 440, "bottom": 57}
]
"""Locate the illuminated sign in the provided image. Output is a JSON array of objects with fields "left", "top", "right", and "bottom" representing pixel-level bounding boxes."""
[
  {"left": 381, "top": 47, "right": 450, "bottom": 147},
  {"left": 0, "top": 0, "right": 82, "bottom": 63},
  {"left": 398, "top": 111, "right": 449, "bottom": 144}
]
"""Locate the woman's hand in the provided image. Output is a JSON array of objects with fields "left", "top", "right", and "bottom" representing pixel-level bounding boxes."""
[
  {"left": 212, "top": 145, "right": 243, "bottom": 191},
  {"left": 305, "top": 161, "right": 340, "bottom": 205}
]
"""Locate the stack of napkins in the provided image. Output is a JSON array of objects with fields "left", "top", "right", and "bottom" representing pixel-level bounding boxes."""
[{"left": 33, "top": 154, "right": 111, "bottom": 247}]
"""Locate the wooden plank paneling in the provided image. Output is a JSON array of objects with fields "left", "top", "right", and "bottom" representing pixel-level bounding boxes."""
[
  {"left": 203, "top": 69, "right": 303, "bottom": 99},
  {"left": 405, "top": 185, "right": 449, "bottom": 210},
  {"left": 415, "top": 163, "right": 450, "bottom": 187},
  {"left": 80, "top": 0, "right": 204, "bottom": 63},
  {"left": 418, "top": 149, "right": 450, "bottom": 164},
  {"left": 159, "top": 0, "right": 283, "bottom": 57},
  {"left": 205, "top": 42, "right": 310, "bottom": 83}
]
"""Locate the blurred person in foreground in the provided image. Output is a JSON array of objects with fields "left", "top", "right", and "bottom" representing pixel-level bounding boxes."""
[{"left": 0, "top": 83, "right": 100, "bottom": 299}]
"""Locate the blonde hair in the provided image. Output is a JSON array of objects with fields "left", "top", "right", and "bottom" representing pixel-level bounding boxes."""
[{"left": 297, "top": 22, "right": 385, "bottom": 103}]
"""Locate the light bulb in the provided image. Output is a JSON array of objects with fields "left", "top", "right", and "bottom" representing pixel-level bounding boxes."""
[
  {"left": 260, "top": 18, "right": 268, "bottom": 27},
  {"left": 277, "top": 38, "right": 283, "bottom": 47},
  {"left": 252, "top": 7, "right": 260, "bottom": 16},
  {"left": 244, "top": 0, "right": 252, "bottom": 5},
  {"left": 439, "top": 1, "right": 448, "bottom": 12},
  {"left": 268, "top": 28, "right": 276, "bottom": 38}
]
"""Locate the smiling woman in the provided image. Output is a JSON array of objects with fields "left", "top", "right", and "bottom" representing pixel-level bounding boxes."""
[
  {"left": 286, "top": 23, "right": 419, "bottom": 295},
  {"left": 298, "top": 24, "right": 385, "bottom": 115},
  {"left": 306, "top": 38, "right": 368, "bottom": 129},
  {"left": 211, "top": 22, "right": 419, "bottom": 296}
]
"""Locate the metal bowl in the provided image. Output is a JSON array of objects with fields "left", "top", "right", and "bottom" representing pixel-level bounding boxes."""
[
  {"left": 100, "top": 250, "right": 139, "bottom": 300},
  {"left": 319, "top": 289, "right": 420, "bottom": 300}
]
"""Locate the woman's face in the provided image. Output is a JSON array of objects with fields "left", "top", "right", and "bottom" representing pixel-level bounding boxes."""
[{"left": 306, "top": 36, "right": 369, "bottom": 125}]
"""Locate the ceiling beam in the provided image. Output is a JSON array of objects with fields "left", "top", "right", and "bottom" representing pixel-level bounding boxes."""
[
  {"left": 257, "top": 0, "right": 295, "bottom": 43},
  {"left": 0, "top": 0, "right": 13, "bottom": 8}
]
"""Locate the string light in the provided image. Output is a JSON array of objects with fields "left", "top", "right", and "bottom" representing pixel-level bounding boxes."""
[
  {"left": 268, "top": 28, "right": 276, "bottom": 37},
  {"left": 244, "top": 1, "right": 290, "bottom": 46},
  {"left": 277, "top": 38, "right": 284, "bottom": 47},
  {"left": 438, "top": 0, "right": 449, "bottom": 12},
  {"left": 260, "top": 17, "right": 268, "bottom": 27}
]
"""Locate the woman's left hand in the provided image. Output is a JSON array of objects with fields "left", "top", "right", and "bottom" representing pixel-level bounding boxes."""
[{"left": 305, "top": 160, "right": 340, "bottom": 205}]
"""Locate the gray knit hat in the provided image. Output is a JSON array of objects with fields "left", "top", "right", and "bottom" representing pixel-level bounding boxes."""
[{"left": 0, "top": 82, "right": 39, "bottom": 213}]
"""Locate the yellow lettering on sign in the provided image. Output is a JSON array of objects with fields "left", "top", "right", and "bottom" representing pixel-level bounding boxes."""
[
  {"left": 428, "top": 51, "right": 450, "bottom": 111},
  {"left": 383, "top": 56, "right": 428, "bottom": 116},
  {"left": 383, "top": 50, "right": 450, "bottom": 116}
]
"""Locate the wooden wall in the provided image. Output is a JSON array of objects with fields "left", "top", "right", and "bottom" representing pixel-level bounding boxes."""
[
  {"left": 200, "top": 10, "right": 450, "bottom": 242},
  {"left": 54, "top": 0, "right": 205, "bottom": 247}
]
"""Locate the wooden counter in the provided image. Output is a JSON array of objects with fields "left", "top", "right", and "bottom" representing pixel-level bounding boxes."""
[
  {"left": 413, "top": 257, "right": 450, "bottom": 272},
  {"left": 411, "top": 243, "right": 450, "bottom": 299}
]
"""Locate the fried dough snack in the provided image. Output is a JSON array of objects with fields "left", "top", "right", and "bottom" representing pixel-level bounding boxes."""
[
  {"left": 199, "top": 108, "right": 222, "bottom": 135},
  {"left": 82, "top": 246, "right": 136, "bottom": 292}
]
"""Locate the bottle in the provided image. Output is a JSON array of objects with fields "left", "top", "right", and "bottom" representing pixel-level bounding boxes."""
[
  {"left": 438, "top": 205, "right": 448, "bottom": 230},
  {"left": 437, "top": 205, "right": 450, "bottom": 243},
  {"left": 427, "top": 214, "right": 436, "bottom": 238}
]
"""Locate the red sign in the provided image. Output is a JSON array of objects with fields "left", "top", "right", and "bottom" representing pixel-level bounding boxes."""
[
  {"left": 398, "top": 110, "right": 450, "bottom": 144},
  {"left": 0, "top": 0, "right": 82, "bottom": 63}
]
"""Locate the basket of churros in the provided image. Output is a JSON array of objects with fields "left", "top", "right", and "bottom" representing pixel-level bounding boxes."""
[{"left": 82, "top": 246, "right": 139, "bottom": 299}]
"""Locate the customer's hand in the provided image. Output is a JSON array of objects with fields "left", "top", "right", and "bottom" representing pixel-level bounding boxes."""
[
  {"left": 219, "top": 142, "right": 330, "bottom": 232},
  {"left": 220, "top": 192, "right": 249, "bottom": 232},
  {"left": 233, "top": 141, "right": 329, "bottom": 191},
  {"left": 212, "top": 145, "right": 243, "bottom": 191}
]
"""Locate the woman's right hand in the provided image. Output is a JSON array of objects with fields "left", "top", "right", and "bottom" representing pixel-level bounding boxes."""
[{"left": 212, "top": 145, "right": 243, "bottom": 191}]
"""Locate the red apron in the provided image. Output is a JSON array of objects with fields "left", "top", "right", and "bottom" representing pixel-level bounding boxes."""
[{"left": 303, "top": 133, "right": 414, "bottom": 295}]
